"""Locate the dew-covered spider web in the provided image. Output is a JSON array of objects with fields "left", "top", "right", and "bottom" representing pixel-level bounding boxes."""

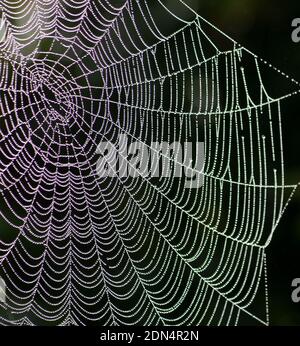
[{"left": 0, "top": 0, "right": 299, "bottom": 326}]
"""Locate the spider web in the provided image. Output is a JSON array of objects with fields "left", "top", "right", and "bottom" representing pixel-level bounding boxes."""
[{"left": 0, "top": 0, "right": 299, "bottom": 326}]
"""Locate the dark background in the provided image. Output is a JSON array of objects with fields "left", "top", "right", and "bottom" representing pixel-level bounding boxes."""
[{"left": 0, "top": 0, "right": 299, "bottom": 326}]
